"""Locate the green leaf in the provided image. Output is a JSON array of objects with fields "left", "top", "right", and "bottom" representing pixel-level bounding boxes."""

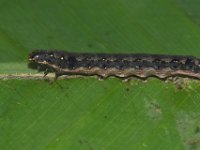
[{"left": 1, "top": 0, "right": 200, "bottom": 150}]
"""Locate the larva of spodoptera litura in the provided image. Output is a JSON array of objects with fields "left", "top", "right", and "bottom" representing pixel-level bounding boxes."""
[{"left": 28, "top": 50, "right": 200, "bottom": 80}]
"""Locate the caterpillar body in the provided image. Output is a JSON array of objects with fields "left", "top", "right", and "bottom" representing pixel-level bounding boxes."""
[{"left": 28, "top": 50, "right": 200, "bottom": 79}]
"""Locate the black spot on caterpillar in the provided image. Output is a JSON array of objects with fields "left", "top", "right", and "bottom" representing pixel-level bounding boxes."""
[{"left": 28, "top": 50, "right": 200, "bottom": 80}]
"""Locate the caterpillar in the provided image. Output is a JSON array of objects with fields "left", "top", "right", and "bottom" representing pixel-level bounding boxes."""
[{"left": 28, "top": 50, "right": 200, "bottom": 80}]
